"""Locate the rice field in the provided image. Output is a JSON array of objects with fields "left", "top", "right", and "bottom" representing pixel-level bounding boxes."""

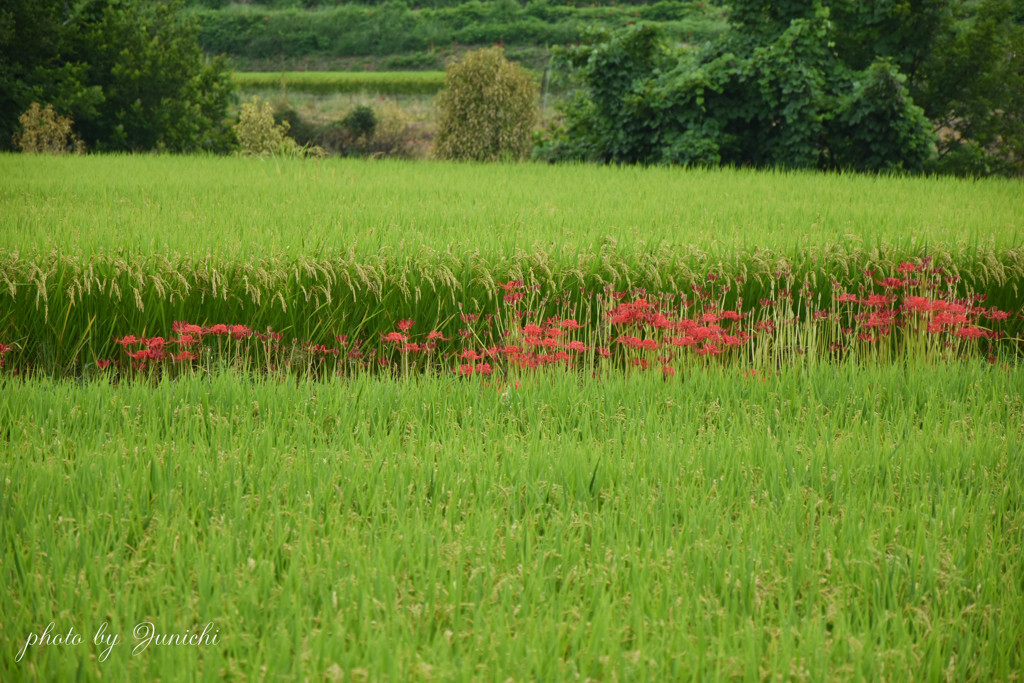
[
  {"left": 233, "top": 71, "right": 447, "bottom": 95},
  {"left": 1, "top": 153, "right": 1023, "bottom": 680}
]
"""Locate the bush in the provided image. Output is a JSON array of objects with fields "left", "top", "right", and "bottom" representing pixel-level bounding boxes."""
[
  {"left": 12, "top": 103, "right": 84, "bottom": 154},
  {"left": 273, "top": 104, "right": 317, "bottom": 146},
  {"left": 434, "top": 46, "right": 538, "bottom": 162},
  {"left": 234, "top": 97, "right": 301, "bottom": 156},
  {"left": 343, "top": 105, "right": 378, "bottom": 141}
]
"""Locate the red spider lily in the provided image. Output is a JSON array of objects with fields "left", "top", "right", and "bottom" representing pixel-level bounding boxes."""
[
  {"left": 96, "top": 359, "right": 115, "bottom": 369},
  {"left": 458, "top": 363, "right": 474, "bottom": 377},
  {"left": 381, "top": 332, "right": 407, "bottom": 344},
  {"left": 397, "top": 319, "right": 415, "bottom": 331},
  {"left": 565, "top": 340, "right": 588, "bottom": 352},
  {"left": 144, "top": 337, "right": 168, "bottom": 349},
  {"left": 857, "top": 333, "right": 876, "bottom": 342},
  {"left": 759, "top": 298, "right": 775, "bottom": 307},
  {"left": 126, "top": 348, "right": 167, "bottom": 361},
  {"left": 523, "top": 323, "right": 545, "bottom": 336},
  {"left": 828, "top": 342, "right": 843, "bottom": 353},
  {"left": 559, "top": 319, "right": 582, "bottom": 330},
  {"left": 177, "top": 333, "right": 201, "bottom": 347},
  {"left": 861, "top": 294, "right": 893, "bottom": 308},
  {"left": 231, "top": 325, "right": 252, "bottom": 340},
  {"left": 720, "top": 310, "right": 743, "bottom": 321},
  {"left": 116, "top": 335, "right": 141, "bottom": 346},
  {"left": 426, "top": 331, "right": 450, "bottom": 341},
  {"left": 836, "top": 292, "right": 858, "bottom": 304},
  {"left": 498, "top": 279, "right": 523, "bottom": 292},
  {"left": 668, "top": 336, "right": 698, "bottom": 347},
  {"left": 862, "top": 311, "right": 896, "bottom": 328},
  {"left": 336, "top": 335, "right": 349, "bottom": 345},
  {"left": 401, "top": 343, "right": 424, "bottom": 353},
  {"left": 753, "top": 320, "right": 775, "bottom": 333},
  {"left": 897, "top": 261, "right": 918, "bottom": 273},
  {"left": 308, "top": 344, "right": 339, "bottom": 356},
  {"left": 706, "top": 273, "right": 718, "bottom": 282},
  {"left": 173, "top": 350, "right": 197, "bottom": 362},
  {"left": 984, "top": 308, "right": 1010, "bottom": 321},
  {"left": 460, "top": 313, "right": 479, "bottom": 323},
  {"left": 504, "top": 292, "right": 524, "bottom": 304},
  {"left": 694, "top": 342, "right": 722, "bottom": 356},
  {"left": 812, "top": 310, "right": 830, "bottom": 321},
  {"left": 347, "top": 349, "right": 364, "bottom": 360},
  {"left": 632, "top": 358, "right": 651, "bottom": 370},
  {"left": 662, "top": 364, "right": 676, "bottom": 377},
  {"left": 459, "top": 349, "right": 482, "bottom": 361},
  {"left": 596, "top": 347, "right": 611, "bottom": 358},
  {"left": 172, "top": 321, "right": 204, "bottom": 336},
  {"left": 954, "top": 326, "right": 987, "bottom": 339},
  {"left": 877, "top": 277, "right": 905, "bottom": 289},
  {"left": 475, "top": 363, "right": 493, "bottom": 376},
  {"left": 206, "top": 324, "right": 229, "bottom": 335}
]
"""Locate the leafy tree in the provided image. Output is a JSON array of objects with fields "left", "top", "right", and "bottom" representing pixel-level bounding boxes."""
[
  {"left": 0, "top": 0, "right": 235, "bottom": 152},
  {"left": 540, "top": 0, "right": 1021, "bottom": 175},
  {"left": 538, "top": 6, "right": 934, "bottom": 172},
  {"left": 435, "top": 46, "right": 539, "bottom": 162}
]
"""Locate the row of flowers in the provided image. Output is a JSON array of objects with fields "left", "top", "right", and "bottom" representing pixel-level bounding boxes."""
[{"left": 99, "top": 286, "right": 1020, "bottom": 377}]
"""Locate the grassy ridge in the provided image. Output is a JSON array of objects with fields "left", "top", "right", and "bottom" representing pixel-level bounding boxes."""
[
  {"left": 233, "top": 70, "right": 447, "bottom": 95},
  {"left": 2, "top": 364, "right": 1022, "bottom": 679}
]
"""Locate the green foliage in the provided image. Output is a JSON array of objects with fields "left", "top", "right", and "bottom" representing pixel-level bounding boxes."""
[
  {"left": 12, "top": 103, "right": 85, "bottom": 155},
  {"left": 342, "top": 105, "right": 378, "bottom": 140},
  {"left": 921, "top": 0, "right": 1024, "bottom": 176},
  {"left": 233, "top": 70, "right": 446, "bottom": 95},
  {"left": 188, "top": 1, "right": 728, "bottom": 61},
  {"left": 0, "top": 0, "right": 235, "bottom": 153},
  {"left": 233, "top": 97, "right": 301, "bottom": 156},
  {"left": 541, "top": 0, "right": 1023, "bottom": 175},
  {"left": 539, "top": 18, "right": 936, "bottom": 172},
  {"left": 273, "top": 104, "right": 316, "bottom": 145},
  {"left": 435, "top": 46, "right": 539, "bottom": 161}
]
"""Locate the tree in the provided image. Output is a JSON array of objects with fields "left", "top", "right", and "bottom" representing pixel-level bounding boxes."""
[
  {"left": 0, "top": 0, "right": 235, "bottom": 152},
  {"left": 540, "top": 0, "right": 1022, "bottom": 175},
  {"left": 435, "top": 47, "right": 539, "bottom": 162},
  {"left": 538, "top": 7, "right": 934, "bottom": 172}
]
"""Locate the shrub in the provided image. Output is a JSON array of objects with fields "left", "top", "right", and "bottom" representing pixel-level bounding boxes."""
[
  {"left": 273, "top": 105, "right": 316, "bottom": 146},
  {"left": 434, "top": 46, "right": 539, "bottom": 162},
  {"left": 233, "top": 97, "right": 301, "bottom": 156},
  {"left": 343, "top": 105, "right": 378, "bottom": 141},
  {"left": 12, "top": 103, "right": 84, "bottom": 155}
]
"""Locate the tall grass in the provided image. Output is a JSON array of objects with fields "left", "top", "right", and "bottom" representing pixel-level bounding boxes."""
[{"left": 2, "top": 363, "right": 1022, "bottom": 680}]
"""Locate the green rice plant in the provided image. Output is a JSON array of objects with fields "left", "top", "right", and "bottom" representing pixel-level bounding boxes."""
[
  {"left": 1, "top": 155, "right": 1021, "bottom": 372},
  {"left": 233, "top": 71, "right": 447, "bottom": 96},
  {"left": 2, "top": 363, "right": 1021, "bottom": 679}
]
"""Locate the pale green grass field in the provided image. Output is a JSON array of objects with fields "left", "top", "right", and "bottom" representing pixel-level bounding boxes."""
[
  {"left": 3, "top": 154, "right": 1021, "bottom": 259},
  {"left": 2, "top": 363, "right": 1022, "bottom": 680}
]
